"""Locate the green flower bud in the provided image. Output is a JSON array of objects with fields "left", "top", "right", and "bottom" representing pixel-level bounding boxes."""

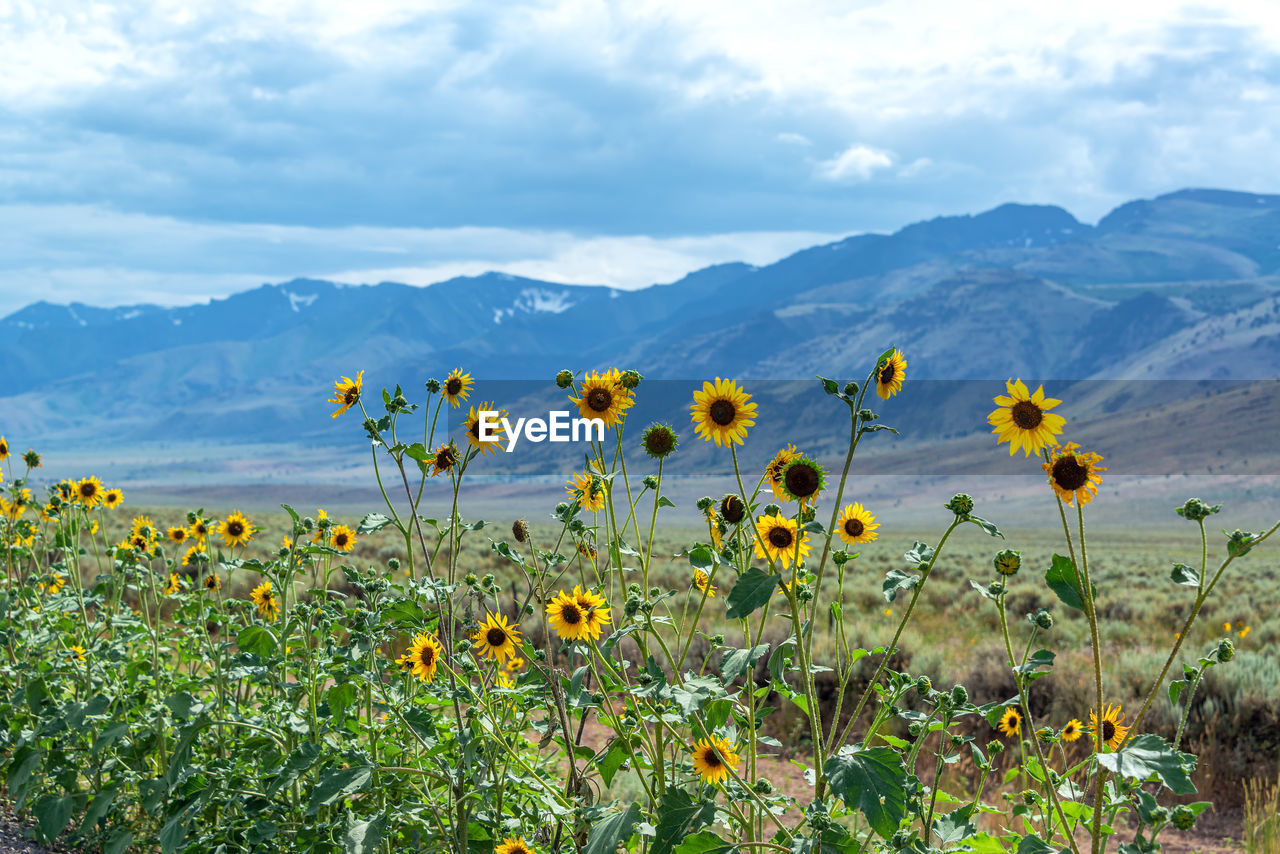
[
  {"left": 994, "top": 549, "right": 1021, "bottom": 576},
  {"left": 753, "top": 778, "right": 773, "bottom": 795},
  {"left": 1227, "top": 529, "right": 1256, "bottom": 557},
  {"left": 695, "top": 496, "right": 715, "bottom": 511},
  {"left": 555, "top": 370, "right": 574, "bottom": 389},
  {"left": 387, "top": 557, "right": 400, "bottom": 571},
  {"left": 1217, "top": 638, "right": 1235, "bottom": 662},
  {"left": 1175, "top": 498, "right": 1221, "bottom": 522},
  {"left": 424, "top": 378, "right": 442, "bottom": 394},
  {"left": 555, "top": 502, "right": 570, "bottom": 515},
  {"left": 843, "top": 381, "right": 859, "bottom": 396},
  {"left": 23, "top": 450, "right": 41, "bottom": 468},
  {"left": 763, "top": 503, "right": 781, "bottom": 517},
  {"left": 986, "top": 740, "right": 1004, "bottom": 755},
  {"left": 946, "top": 493, "right": 974, "bottom": 516},
  {"left": 642, "top": 474, "right": 659, "bottom": 490},
  {"left": 465, "top": 573, "right": 478, "bottom": 585},
  {"left": 1171, "top": 805, "right": 1196, "bottom": 831},
  {"left": 1033, "top": 608, "right": 1054, "bottom": 630},
  {"left": 619, "top": 369, "right": 643, "bottom": 390},
  {"left": 951, "top": 684, "right": 968, "bottom": 706},
  {"left": 915, "top": 675, "right": 932, "bottom": 694}
]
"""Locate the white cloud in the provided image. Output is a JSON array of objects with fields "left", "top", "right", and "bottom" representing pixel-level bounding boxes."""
[{"left": 816, "top": 144, "right": 894, "bottom": 182}]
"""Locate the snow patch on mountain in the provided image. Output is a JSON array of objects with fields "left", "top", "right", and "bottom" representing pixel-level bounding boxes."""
[
  {"left": 286, "top": 291, "right": 319, "bottom": 312},
  {"left": 493, "top": 288, "right": 576, "bottom": 324}
]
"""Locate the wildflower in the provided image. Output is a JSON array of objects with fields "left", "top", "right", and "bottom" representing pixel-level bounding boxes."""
[
  {"left": 328, "top": 370, "right": 364, "bottom": 418},
  {"left": 463, "top": 402, "right": 505, "bottom": 457},
  {"left": 512, "top": 518, "right": 529, "bottom": 543},
  {"left": 691, "top": 734, "right": 740, "bottom": 784},
  {"left": 883, "top": 608, "right": 892, "bottom": 617},
  {"left": 988, "top": 379, "right": 1066, "bottom": 456},
  {"left": 764, "top": 445, "right": 800, "bottom": 502},
  {"left": 1061, "top": 718, "right": 1084, "bottom": 742},
  {"left": 282, "top": 535, "right": 293, "bottom": 550},
  {"left": 130, "top": 515, "right": 158, "bottom": 546},
  {"left": 167, "top": 526, "right": 188, "bottom": 545},
  {"left": 1089, "top": 704, "right": 1130, "bottom": 751},
  {"left": 994, "top": 549, "right": 1022, "bottom": 576},
  {"left": 719, "top": 494, "right": 746, "bottom": 525},
  {"left": 506, "top": 656, "right": 525, "bottom": 672},
  {"left": 0, "top": 437, "right": 8, "bottom": 461},
  {"left": 329, "top": 524, "right": 356, "bottom": 552},
  {"left": 250, "top": 580, "right": 280, "bottom": 621},
  {"left": 163, "top": 573, "right": 182, "bottom": 596},
  {"left": 495, "top": 838, "right": 533, "bottom": 854},
  {"left": 875, "top": 349, "right": 907, "bottom": 400},
  {"left": 1043, "top": 442, "right": 1106, "bottom": 506},
  {"left": 690, "top": 378, "right": 756, "bottom": 447},
  {"left": 555, "top": 369, "right": 574, "bottom": 389},
  {"left": 67, "top": 644, "right": 87, "bottom": 663},
  {"left": 397, "top": 633, "right": 443, "bottom": 682},
  {"left": 103, "top": 488, "right": 123, "bottom": 509},
  {"left": 546, "top": 590, "right": 593, "bottom": 641},
  {"left": 571, "top": 586, "right": 610, "bottom": 640},
  {"left": 753, "top": 514, "right": 810, "bottom": 569},
  {"left": 217, "top": 511, "right": 254, "bottom": 547},
  {"left": 42, "top": 573, "right": 65, "bottom": 596},
  {"left": 703, "top": 506, "right": 724, "bottom": 549},
  {"left": 181, "top": 546, "right": 205, "bottom": 566},
  {"left": 188, "top": 517, "right": 209, "bottom": 542},
  {"left": 74, "top": 476, "right": 104, "bottom": 508},
  {"left": 836, "top": 503, "right": 880, "bottom": 546},
  {"left": 997, "top": 707, "right": 1022, "bottom": 737},
  {"left": 1240, "top": 625, "right": 1252, "bottom": 639},
  {"left": 23, "top": 450, "right": 39, "bottom": 468},
  {"left": 780, "top": 455, "right": 825, "bottom": 504},
  {"left": 694, "top": 569, "right": 717, "bottom": 598},
  {"left": 311, "top": 509, "right": 329, "bottom": 543},
  {"left": 570, "top": 368, "right": 634, "bottom": 428},
  {"left": 472, "top": 612, "right": 522, "bottom": 663},
  {"left": 641, "top": 423, "right": 678, "bottom": 459},
  {"left": 203, "top": 573, "right": 221, "bottom": 592},
  {"left": 1222, "top": 621, "right": 1231, "bottom": 633},
  {"left": 945, "top": 493, "right": 974, "bottom": 516},
  {"left": 565, "top": 468, "right": 605, "bottom": 513},
  {"left": 430, "top": 442, "right": 459, "bottom": 477},
  {"left": 575, "top": 540, "right": 596, "bottom": 560},
  {"left": 443, "top": 368, "right": 473, "bottom": 408}
]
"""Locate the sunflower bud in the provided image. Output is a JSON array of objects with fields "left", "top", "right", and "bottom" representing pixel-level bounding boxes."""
[
  {"left": 951, "top": 684, "right": 968, "bottom": 706},
  {"left": 1171, "top": 805, "right": 1196, "bottom": 831},
  {"left": 994, "top": 549, "right": 1021, "bottom": 576},
  {"left": 465, "top": 573, "right": 478, "bottom": 585},
  {"left": 642, "top": 475, "right": 659, "bottom": 490},
  {"left": 1217, "top": 638, "right": 1235, "bottom": 662},
  {"left": 619, "top": 369, "right": 643, "bottom": 390},
  {"left": 833, "top": 550, "right": 850, "bottom": 566},
  {"left": 512, "top": 519, "right": 529, "bottom": 543},
  {"left": 1033, "top": 608, "right": 1054, "bottom": 630},
  {"left": 555, "top": 370, "right": 575, "bottom": 389},
  {"left": 753, "top": 778, "right": 773, "bottom": 794},
  {"left": 424, "top": 378, "right": 442, "bottom": 394},
  {"left": 1175, "top": 498, "right": 1221, "bottom": 522},
  {"left": 388, "top": 557, "right": 400, "bottom": 571},
  {"left": 1021, "top": 789, "right": 1039, "bottom": 806},
  {"left": 23, "top": 450, "right": 41, "bottom": 468},
  {"left": 946, "top": 493, "right": 974, "bottom": 516},
  {"left": 555, "top": 502, "right": 570, "bottom": 516},
  {"left": 641, "top": 423, "right": 678, "bottom": 459},
  {"left": 1227, "top": 529, "right": 1256, "bottom": 557},
  {"left": 915, "top": 675, "right": 932, "bottom": 694},
  {"left": 987, "top": 739, "right": 1004, "bottom": 755},
  {"left": 764, "top": 503, "right": 781, "bottom": 517},
  {"left": 843, "top": 381, "right": 859, "bottom": 397}
]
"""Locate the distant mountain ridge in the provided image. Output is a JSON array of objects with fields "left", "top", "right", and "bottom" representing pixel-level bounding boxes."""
[{"left": 3, "top": 187, "right": 1279, "bottom": 448}]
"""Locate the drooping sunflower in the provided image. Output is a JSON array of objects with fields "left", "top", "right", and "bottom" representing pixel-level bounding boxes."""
[
  {"left": 988, "top": 379, "right": 1066, "bottom": 456},
  {"left": 997, "top": 706, "right": 1022, "bottom": 737},
  {"left": 103, "top": 488, "right": 124, "bottom": 509},
  {"left": 328, "top": 370, "right": 364, "bottom": 419},
  {"left": 463, "top": 402, "right": 505, "bottom": 456},
  {"left": 1089, "top": 704, "right": 1130, "bottom": 751},
  {"left": 130, "top": 515, "right": 158, "bottom": 544},
  {"left": 753, "top": 514, "right": 810, "bottom": 569},
  {"left": 576, "top": 540, "right": 597, "bottom": 560},
  {"left": 430, "top": 442, "right": 459, "bottom": 477},
  {"left": 1061, "top": 718, "right": 1084, "bottom": 743},
  {"left": 719, "top": 494, "right": 746, "bottom": 526},
  {"left": 570, "top": 368, "right": 634, "bottom": 429},
  {"left": 694, "top": 569, "right": 717, "bottom": 598},
  {"left": 217, "top": 510, "right": 254, "bottom": 548},
  {"left": 329, "top": 524, "right": 356, "bottom": 552},
  {"left": 690, "top": 378, "right": 757, "bottom": 447},
  {"left": 780, "top": 455, "right": 825, "bottom": 504},
  {"left": 311, "top": 508, "right": 329, "bottom": 543},
  {"left": 167, "top": 526, "right": 188, "bottom": 545},
  {"left": 764, "top": 445, "right": 799, "bottom": 502},
  {"left": 875, "top": 349, "right": 907, "bottom": 400},
  {"left": 443, "top": 368, "right": 474, "bottom": 409},
  {"left": 250, "top": 580, "right": 280, "bottom": 621},
  {"left": 836, "top": 503, "right": 880, "bottom": 546},
  {"left": 472, "top": 612, "right": 522, "bottom": 663},
  {"left": 546, "top": 590, "right": 592, "bottom": 642},
  {"left": 74, "top": 476, "right": 104, "bottom": 507},
  {"left": 1042, "top": 443, "right": 1107, "bottom": 506},
  {"left": 163, "top": 573, "right": 182, "bottom": 596},
  {"left": 565, "top": 468, "right": 606, "bottom": 513},
  {"left": 572, "top": 586, "right": 611, "bottom": 640},
  {"left": 494, "top": 837, "right": 533, "bottom": 854},
  {"left": 690, "top": 734, "right": 740, "bottom": 785},
  {"left": 397, "top": 633, "right": 443, "bottom": 682}
]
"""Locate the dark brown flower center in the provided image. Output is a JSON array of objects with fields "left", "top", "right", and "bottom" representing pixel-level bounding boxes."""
[
  {"left": 879, "top": 363, "right": 896, "bottom": 385},
  {"left": 486, "top": 627, "right": 507, "bottom": 647},
  {"left": 844, "top": 517, "right": 864, "bottom": 537},
  {"left": 560, "top": 602, "right": 583, "bottom": 625},
  {"left": 720, "top": 495, "right": 745, "bottom": 524},
  {"left": 226, "top": 521, "right": 244, "bottom": 537},
  {"left": 446, "top": 377, "right": 463, "bottom": 395},
  {"left": 703, "top": 748, "right": 723, "bottom": 768},
  {"left": 1011, "top": 400, "right": 1043, "bottom": 429},
  {"left": 172, "top": 530, "right": 185, "bottom": 540},
  {"left": 784, "top": 463, "right": 819, "bottom": 498},
  {"left": 587, "top": 387, "right": 613, "bottom": 412},
  {"left": 709, "top": 399, "right": 736, "bottom": 426},
  {"left": 334, "top": 533, "right": 349, "bottom": 547},
  {"left": 1101, "top": 720, "right": 1115, "bottom": 742},
  {"left": 436, "top": 448, "right": 456, "bottom": 468},
  {"left": 343, "top": 387, "right": 358, "bottom": 405},
  {"left": 419, "top": 645, "right": 436, "bottom": 666},
  {"left": 1051, "top": 456, "right": 1089, "bottom": 491},
  {"left": 644, "top": 428, "right": 674, "bottom": 455},
  {"left": 79, "top": 483, "right": 97, "bottom": 498},
  {"left": 767, "top": 526, "right": 793, "bottom": 549}
]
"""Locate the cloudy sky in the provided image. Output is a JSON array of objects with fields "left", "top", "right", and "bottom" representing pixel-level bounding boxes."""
[{"left": 3, "top": 0, "right": 1279, "bottom": 314}]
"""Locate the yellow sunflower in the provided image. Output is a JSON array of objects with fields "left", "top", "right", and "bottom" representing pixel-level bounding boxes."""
[
  {"left": 690, "top": 378, "right": 757, "bottom": 447},
  {"left": 703, "top": 506, "right": 724, "bottom": 550},
  {"left": 1061, "top": 718, "right": 1084, "bottom": 743},
  {"left": 74, "top": 476, "right": 104, "bottom": 507},
  {"left": 691, "top": 734, "right": 740, "bottom": 785},
  {"left": 753, "top": 514, "right": 810, "bottom": 569},
  {"left": 167, "top": 526, "right": 188, "bottom": 545},
  {"left": 576, "top": 540, "right": 597, "bottom": 560},
  {"left": 217, "top": 510, "right": 254, "bottom": 547},
  {"left": 570, "top": 368, "right": 634, "bottom": 428},
  {"left": 443, "top": 368, "right": 474, "bottom": 409},
  {"left": 42, "top": 573, "right": 65, "bottom": 596},
  {"left": 188, "top": 517, "right": 209, "bottom": 542},
  {"left": 328, "top": 370, "right": 364, "bottom": 418},
  {"left": 0, "top": 436, "right": 8, "bottom": 461},
  {"left": 546, "top": 590, "right": 592, "bottom": 641},
  {"left": 875, "top": 349, "right": 907, "bottom": 400},
  {"left": 1042, "top": 442, "right": 1106, "bottom": 506},
  {"left": 329, "top": 524, "right": 357, "bottom": 552},
  {"left": 764, "top": 445, "right": 799, "bottom": 502},
  {"left": 163, "top": 573, "right": 182, "bottom": 596},
  {"left": 571, "top": 585, "right": 611, "bottom": 640},
  {"left": 130, "top": 515, "right": 158, "bottom": 544},
  {"left": 250, "top": 580, "right": 280, "bottom": 621},
  {"left": 835, "top": 503, "right": 880, "bottom": 546},
  {"left": 779, "top": 456, "right": 825, "bottom": 504},
  {"left": 1089, "top": 704, "right": 1130, "bottom": 751},
  {"left": 430, "top": 442, "right": 459, "bottom": 477},
  {"left": 495, "top": 838, "right": 533, "bottom": 854},
  {"left": 997, "top": 707, "right": 1022, "bottom": 737},
  {"left": 565, "top": 468, "right": 606, "bottom": 513},
  {"left": 397, "top": 632, "right": 443, "bottom": 682},
  {"left": 67, "top": 644, "right": 87, "bottom": 663},
  {"left": 463, "top": 402, "right": 505, "bottom": 457},
  {"left": 203, "top": 572, "right": 221, "bottom": 592},
  {"left": 103, "top": 488, "right": 124, "bottom": 509},
  {"left": 988, "top": 379, "right": 1066, "bottom": 456},
  {"left": 472, "top": 612, "right": 521, "bottom": 663},
  {"left": 694, "top": 569, "right": 717, "bottom": 597}
]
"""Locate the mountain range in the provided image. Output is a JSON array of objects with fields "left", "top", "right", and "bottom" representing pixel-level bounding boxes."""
[{"left": 3, "top": 187, "right": 1279, "bottom": 483}]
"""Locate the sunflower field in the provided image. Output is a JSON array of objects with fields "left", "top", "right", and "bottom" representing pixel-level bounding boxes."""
[{"left": 0, "top": 350, "right": 1276, "bottom": 854}]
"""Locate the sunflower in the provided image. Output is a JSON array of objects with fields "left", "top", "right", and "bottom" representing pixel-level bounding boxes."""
[
  {"left": 703, "top": 506, "right": 724, "bottom": 549},
  {"left": 875, "top": 349, "right": 907, "bottom": 400},
  {"left": 430, "top": 442, "right": 459, "bottom": 477},
  {"left": 130, "top": 515, "right": 158, "bottom": 545},
  {"left": 0, "top": 436, "right": 8, "bottom": 461},
  {"left": 328, "top": 370, "right": 364, "bottom": 418},
  {"left": 103, "top": 488, "right": 124, "bottom": 509},
  {"left": 163, "top": 573, "right": 182, "bottom": 596},
  {"left": 472, "top": 612, "right": 522, "bottom": 663},
  {"left": 690, "top": 378, "right": 756, "bottom": 447},
  {"left": 1089, "top": 704, "right": 1130, "bottom": 751},
  {"left": 443, "top": 368, "right": 474, "bottom": 408},
  {"left": 570, "top": 368, "right": 634, "bottom": 429},
  {"left": 495, "top": 837, "right": 533, "bottom": 854},
  {"left": 576, "top": 540, "right": 597, "bottom": 560},
  {"left": 997, "top": 707, "right": 1022, "bottom": 737},
  {"left": 188, "top": 517, "right": 209, "bottom": 542},
  {"left": 1042, "top": 442, "right": 1106, "bottom": 506},
  {"left": 780, "top": 455, "right": 825, "bottom": 504},
  {"left": 203, "top": 572, "right": 221, "bottom": 592},
  {"left": 694, "top": 569, "right": 717, "bottom": 597},
  {"left": 546, "top": 590, "right": 592, "bottom": 641},
  {"left": 182, "top": 546, "right": 206, "bottom": 566},
  {"left": 42, "top": 573, "right": 65, "bottom": 596},
  {"left": 571, "top": 586, "right": 611, "bottom": 640},
  {"left": 1061, "top": 718, "right": 1084, "bottom": 743},
  {"left": 565, "top": 468, "right": 606, "bottom": 513},
  {"left": 217, "top": 511, "right": 254, "bottom": 547},
  {"left": 72, "top": 476, "right": 103, "bottom": 507},
  {"left": 836, "top": 503, "right": 880, "bottom": 546},
  {"left": 55, "top": 480, "right": 73, "bottom": 502},
  {"left": 67, "top": 644, "right": 87, "bottom": 663},
  {"left": 719, "top": 494, "right": 746, "bottom": 525},
  {"left": 764, "top": 445, "right": 799, "bottom": 502},
  {"left": 463, "top": 402, "right": 505, "bottom": 457},
  {"left": 753, "top": 514, "right": 810, "bottom": 569},
  {"left": 988, "top": 379, "right": 1066, "bottom": 456},
  {"left": 690, "top": 734, "right": 740, "bottom": 785},
  {"left": 167, "top": 526, "right": 188, "bottom": 545},
  {"left": 397, "top": 633, "right": 443, "bottom": 682},
  {"left": 641, "top": 423, "right": 678, "bottom": 459},
  {"left": 250, "top": 580, "right": 280, "bottom": 621},
  {"left": 329, "top": 524, "right": 356, "bottom": 552},
  {"left": 311, "top": 509, "right": 329, "bottom": 543}
]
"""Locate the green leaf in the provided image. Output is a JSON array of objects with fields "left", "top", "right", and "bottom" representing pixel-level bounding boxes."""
[
  {"left": 1170, "top": 564, "right": 1200, "bottom": 587},
  {"left": 237, "top": 625, "right": 277, "bottom": 658},
  {"left": 882, "top": 568, "right": 919, "bottom": 603},
  {"left": 969, "top": 579, "right": 1000, "bottom": 601},
  {"left": 817, "top": 375, "right": 841, "bottom": 396},
  {"left": 103, "top": 828, "right": 134, "bottom": 854},
  {"left": 328, "top": 683, "right": 359, "bottom": 721},
  {"left": 824, "top": 747, "right": 909, "bottom": 838},
  {"left": 357, "top": 513, "right": 393, "bottom": 534},
  {"left": 596, "top": 739, "right": 631, "bottom": 787},
  {"left": 81, "top": 786, "right": 119, "bottom": 832},
  {"left": 343, "top": 811, "right": 385, "bottom": 854},
  {"left": 1014, "top": 649, "right": 1056, "bottom": 674},
  {"left": 1169, "top": 679, "right": 1186, "bottom": 707},
  {"left": 657, "top": 496, "right": 677, "bottom": 509},
  {"left": 932, "top": 805, "right": 977, "bottom": 845},
  {"left": 1015, "top": 835, "right": 1055, "bottom": 854},
  {"left": 725, "top": 568, "right": 778, "bottom": 619},
  {"left": 306, "top": 765, "right": 374, "bottom": 815},
  {"left": 652, "top": 790, "right": 716, "bottom": 854},
  {"left": 789, "top": 826, "right": 859, "bottom": 854},
  {"left": 32, "top": 795, "right": 73, "bottom": 844},
  {"left": 720, "top": 643, "right": 771, "bottom": 684},
  {"left": 1045, "top": 554, "right": 1095, "bottom": 612},
  {"left": 586, "top": 803, "right": 642, "bottom": 854},
  {"left": 967, "top": 515, "right": 1004, "bottom": 539},
  {"left": 1096, "top": 734, "right": 1196, "bottom": 795},
  {"left": 404, "top": 443, "right": 429, "bottom": 462},
  {"left": 688, "top": 545, "right": 718, "bottom": 570}
]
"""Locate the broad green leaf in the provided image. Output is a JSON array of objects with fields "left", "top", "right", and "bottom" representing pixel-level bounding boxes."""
[
  {"left": 306, "top": 765, "right": 375, "bottom": 815},
  {"left": 932, "top": 805, "right": 977, "bottom": 845},
  {"left": 882, "top": 568, "right": 919, "bottom": 603},
  {"left": 236, "top": 625, "right": 277, "bottom": 658},
  {"left": 596, "top": 739, "right": 631, "bottom": 787},
  {"left": 1045, "top": 554, "right": 1095, "bottom": 611},
  {"left": 586, "top": 803, "right": 642, "bottom": 854},
  {"left": 789, "top": 826, "right": 859, "bottom": 853},
  {"left": 404, "top": 443, "right": 429, "bottom": 462},
  {"left": 1095, "top": 734, "right": 1196, "bottom": 795},
  {"left": 343, "top": 811, "right": 385, "bottom": 854},
  {"left": 1170, "top": 564, "right": 1200, "bottom": 587},
  {"left": 32, "top": 795, "right": 73, "bottom": 844},
  {"left": 721, "top": 643, "right": 771, "bottom": 684},
  {"left": 817, "top": 375, "right": 841, "bottom": 396},
  {"left": 967, "top": 515, "right": 1004, "bottom": 539},
  {"left": 357, "top": 513, "right": 393, "bottom": 534},
  {"left": 725, "top": 568, "right": 777, "bottom": 619},
  {"left": 824, "top": 747, "right": 909, "bottom": 839},
  {"left": 1014, "top": 649, "right": 1055, "bottom": 674},
  {"left": 652, "top": 790, "right": 716, "bottom": 854}
]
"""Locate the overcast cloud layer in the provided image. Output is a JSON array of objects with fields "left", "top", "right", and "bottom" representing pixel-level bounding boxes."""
[{"left": 2, "top": 0, "right": 1279, "bottom": 314}]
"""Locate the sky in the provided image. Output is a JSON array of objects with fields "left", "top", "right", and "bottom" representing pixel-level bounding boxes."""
[{"left": 2, "top": 0, "right": 1279, "bottom": 314}]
